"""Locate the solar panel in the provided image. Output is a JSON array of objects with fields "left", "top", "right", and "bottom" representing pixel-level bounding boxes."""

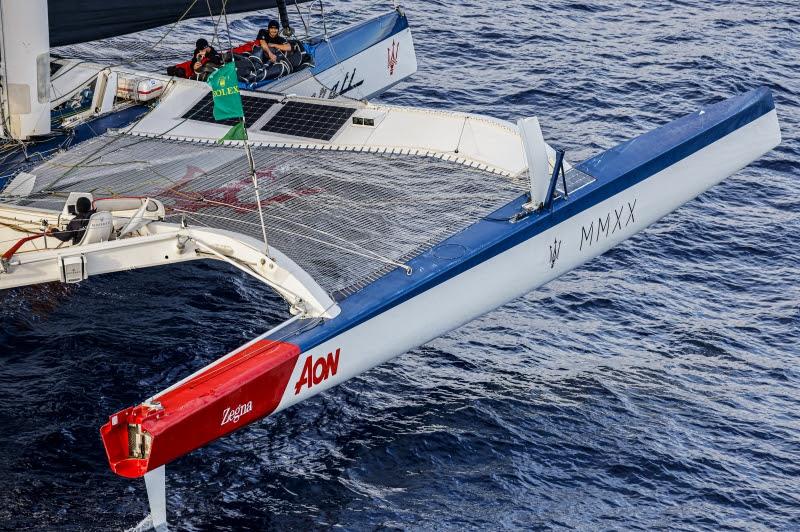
[
  {"left": 260, "top": 101, "right": 355, "bottom": 141},
  {"left": 182, "top": 93, "right": 275, "bottom": 126},
  {"left": 555, "top": 167, "right": 595, "bottom": 198}
]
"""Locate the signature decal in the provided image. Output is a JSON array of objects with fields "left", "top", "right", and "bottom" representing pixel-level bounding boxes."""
[
  {"left": 313, "top": 68, "right": 364, "bottom": 99},
  {"left": 579, "top": 199, "right": 637, "bottom": 250}
]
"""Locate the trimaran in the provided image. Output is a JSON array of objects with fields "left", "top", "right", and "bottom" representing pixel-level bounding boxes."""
[{"left": 0, "top": 1, "right": 782, "bottom": 530}]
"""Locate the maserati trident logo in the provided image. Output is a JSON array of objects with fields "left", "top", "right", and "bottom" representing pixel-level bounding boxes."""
[
  {"left": 221, "top": 401, "right": 253, "bottom": 426},
  {"left": 549, "top": 237, "right": 562, "bottom": 269},
  {"left": 387, "top": 40, "right": 399, "bottom": 75}
]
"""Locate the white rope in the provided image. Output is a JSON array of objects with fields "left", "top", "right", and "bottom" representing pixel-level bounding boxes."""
[
  {"left": 175, "top": 208, "right": 412, "bottom": 274},
  {"left": 216, "top": 0, "right": 273, "bottom": 258},
  {"left": 244, "top": 139, "right": 272, "bottom": 257},
  {"left": 293, "top": 0, "right": 310, "bottom": 38},
  {"left": 159, "top": 182, "right": 414, "bottom": 267},
  {"left": 47, "top": 0, "right": 199, "bottom": 105}
]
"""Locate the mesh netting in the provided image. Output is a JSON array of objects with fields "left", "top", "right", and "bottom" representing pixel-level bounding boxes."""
[{"left": 3, "top": 133, "right": 527, "bottom": 298}]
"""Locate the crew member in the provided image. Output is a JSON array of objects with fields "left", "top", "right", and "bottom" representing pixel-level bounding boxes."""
[
  {"left": 192, "top": 38, "right": 223, "bottom": 80},
  {"left": 256, "top": 20, "right": 292, "bottom": 64},
  {"left": 50, "top": 197, "right": 96, "bottom": 245}
]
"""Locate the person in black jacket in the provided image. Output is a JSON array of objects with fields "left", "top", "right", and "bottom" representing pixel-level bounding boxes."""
[
  {"left": 50, "top": 197, "right": 95, "bottom": 245},
  {"left": 256, "top": 20, "right": 293, "bottom": 65},
  {"left": 192, "top": 38, "right": 223, "bottom": 80}
]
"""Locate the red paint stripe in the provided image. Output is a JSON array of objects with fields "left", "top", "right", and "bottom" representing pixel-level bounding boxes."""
[
  {"left": 2, "top": 234, "right": 45, "bottom": 261},
  {"left": 117, "top": 87, "right": 162, "bottom": 96},
  {"left": 100, "top": 339, "right": 300, "bottom": 478}
]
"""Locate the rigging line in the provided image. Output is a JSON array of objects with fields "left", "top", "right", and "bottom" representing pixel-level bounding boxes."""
[
  {"left": 42, "top": 126, "right": 144, "bottom": 188},
  {"left": 205, "top": 0, "right": 224, "bottom": 51},
  {"left": 303, "top": 0, "right": 316, "bottom": 36},
  {"left": 323, "top": 11, "right": 350, "bottom": 98},
  {"left": 242, "top": 208, "right": 408, "bottom": 264},
  {"left": 455, "top": 116, "right": 468, "bottom": 154},
  {"left": 160, "top": 180, "right": 409, "bottom": 265},
  {"left": 220, "top": 0, "right": 271, "bottom": 259},
  {"left": 125, "top": 0, "right": 201, "bottom": 66},
  {"left": 45, "top": 160, "right": 153, "bottom": 170},
  {"left": 0, "top": 224, "right": 41, "bottom": 239},
  {"left": 49, "top": 59, "right": 96, "bottom": 95},
  {"left": 293, "top": 0, "right": 310, "bottom": 38},
  {"left": 43, "top": 104, "right": 160, "bottom": 176},
  {"left": 172, "top": 208, "right": 412, "bottom": 273},
  {"left": 220, "top": 0, "right": 235, "bottom": 52},
  {"left": 292, "top": 0, "right": 359, "bottom": 102},
  {"left": 319, "top": 0, "right": 328, "bottom": 39},
  {"left": 41, "top": 79, "right": 182, "bottom": 190},
  {"left": 248, "top": 143, "right": 272, "bottom": 257},
  {"left": 187, "top": 228, "right": 308, "bottom": 303},
  {"left": 46, "top": 1, "right": 198, "bottom": 105}
]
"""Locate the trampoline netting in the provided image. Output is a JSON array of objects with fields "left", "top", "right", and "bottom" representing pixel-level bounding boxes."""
[{"left": 2, "top": 132, "right": 532, "bottom": 298}]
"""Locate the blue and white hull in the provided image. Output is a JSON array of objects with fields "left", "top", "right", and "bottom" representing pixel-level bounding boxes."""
[
  {"left": 243, "top": 9, "right": 417, "bottom": 100},
  {"left": 91, "top": 88, "right": 780, "bottom": 475},
  {"left": 0, "top": 82, "right": 779, "bottom": 529},
  {"left": 273, "top": 88, "right": 783, "bottom": 409}
]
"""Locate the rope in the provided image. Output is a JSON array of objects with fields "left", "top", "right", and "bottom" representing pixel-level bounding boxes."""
[
  {"left": 40, "top": 79, "right": 182, "bottom": 190},
  {"left": 216, "top": 0, "right": 273, "bottom": 258},
  {"left": 293, "top": 0, "right": 310, "bottom": 38},
  {"left": 174, "top": 208, "right": 411, "bottom": 274},
  {"left": 220, "top": 0, "right": 235, "bottom": 52},
  {"left": 123, "top": 0, "right": 202, "bottom": 67},
  {"left": 455, "top": 116, "right": 468, "bottom": 154},
  {"left": 167, "top": 182, "right": 410, "bottom": 267},
  {"left": 205, "top": 0, "right": 222, "bottom": 50},
  {"left": 143, "top": 166, "right": 417, "bottom": 269},
  {"left": 46, "top": 0, "right": 200, "bottom": 108}
]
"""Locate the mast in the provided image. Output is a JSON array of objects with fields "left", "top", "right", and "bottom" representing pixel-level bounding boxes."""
[
  {"left": 0, "top": 0, "right": 51, "bottom": 139},
  {"left": 275, "top": 0, "right": 294, "bottom": 36}
]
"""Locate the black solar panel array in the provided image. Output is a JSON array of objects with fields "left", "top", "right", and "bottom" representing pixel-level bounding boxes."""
[
  {"left": 182, "top": 93, "right": 275, "bottom": 126},
  {"left": 260, "top": 102, "right": 356, "bottom": 141}
]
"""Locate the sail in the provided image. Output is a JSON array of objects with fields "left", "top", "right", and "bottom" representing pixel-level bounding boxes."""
[{"left": 48, "top": 0, "right": 311, "bottom": 47}]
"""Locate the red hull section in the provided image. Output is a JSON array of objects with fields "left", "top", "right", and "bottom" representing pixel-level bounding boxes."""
[{"left": 101, "top": 339, "right": 300, "bottom": 478}]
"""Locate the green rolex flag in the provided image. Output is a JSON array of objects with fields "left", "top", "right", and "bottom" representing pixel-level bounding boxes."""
[
  {"left": 207, "top": 62, "right": 243, "bottom": 121},
  {"left": 218, "top": 121, "right": 248, "bottom": 143}
]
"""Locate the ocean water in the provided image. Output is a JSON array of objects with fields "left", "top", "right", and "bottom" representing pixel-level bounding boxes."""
[{"left": 2, "top": 0, "right": 799, "bottom": 530}]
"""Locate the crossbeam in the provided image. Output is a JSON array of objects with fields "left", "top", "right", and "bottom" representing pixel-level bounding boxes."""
[{"left": 0, "top": 210, "right": 339, "bottom": 319}]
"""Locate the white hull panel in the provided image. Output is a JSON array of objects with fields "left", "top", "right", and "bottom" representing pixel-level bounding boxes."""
[
  {"left": 266, "top": 28, "right": 417, "bottom": 100},
  {"left": 278, "top": 109, "right": 781, "bottom": 411}
]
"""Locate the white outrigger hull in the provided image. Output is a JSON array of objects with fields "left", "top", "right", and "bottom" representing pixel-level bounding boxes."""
[
  {"left": 93, "top": 87, "right": 780, "bottom": 476},
  {"left": 282, "top": 108, "right": 781, "bottom": 412},
  {"left": 0, "top": 84, "right": 780, "bottom": 530}
]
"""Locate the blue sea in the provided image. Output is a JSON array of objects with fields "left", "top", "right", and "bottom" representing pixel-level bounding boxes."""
[{"left": 1, "top": 1, "right": 799, "bottom": 530}]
